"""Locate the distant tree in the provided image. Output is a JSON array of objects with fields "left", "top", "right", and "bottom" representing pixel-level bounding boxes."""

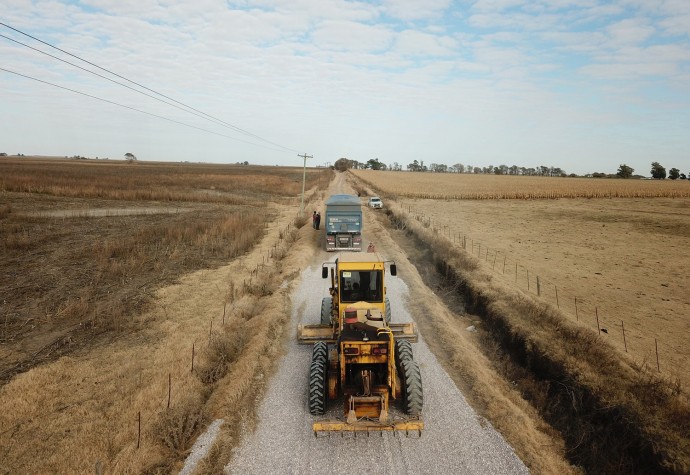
[
  {"left": 668, "top": 168, "right": 680, "bottom": 180},
  {"left": 366, "top": 158, "right": 385, "bottom": 170},
  {"left": 617, "top": 164, "right": 634, "bottom": 178},
  {"left": 651, "top": 162, "right": 666, "bottom": 179},
  {"left": 124, "top": 152, "right": 137, "bottom": 162},
  {"left": 679, "top": 173, "right": 687, "bottom": 180},
  {"left": 334, "top": 158, "right": 350, "bottom": 171},
  {"left": 473, "top": 166, "right": 482, "bottom": 174},
  {"left": 430, "top": 163, "right": 448, "bottom": 173},
  {"left": 453, "top": 163, "right": 465, "bottom": 173},
  {"left": 0, "top": 152, "right": 6, "bottom": 157}
]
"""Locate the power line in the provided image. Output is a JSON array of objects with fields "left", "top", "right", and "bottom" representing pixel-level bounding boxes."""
[
  {"left": 0, "top": 67, "right": 291, "bottom": 153},
  {"left": 0, "top": 21, "right": 299, "bottom": 153},
  {"left": 0, "top": 33, "right": 249, "bottom": 136}
]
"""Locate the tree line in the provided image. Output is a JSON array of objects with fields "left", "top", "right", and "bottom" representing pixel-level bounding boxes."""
[
  {"left": 334, "top": 158, "right": 689, "bottom": 180},
  {"left": 615, "top": 162, "right": 688, "bottom": 180},
  {"left": 334, "top": 158, "right": 566, "bottom": 176}
]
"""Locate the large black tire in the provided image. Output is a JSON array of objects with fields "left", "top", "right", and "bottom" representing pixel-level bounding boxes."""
[
  {"left": 395, "top": 339, "right": 413, "bottom": 368},
  {"left": 309, "top": 342, "right": 328, "bottom": 415},
  {"left": 385, "top": 297, "right": 392, "bottom": 323},
  {"left": 400, "top": 359, "right": 423, "bottom": 416},
  {"left": 320, "top": 297, "right": 332, "bottom": 325}
]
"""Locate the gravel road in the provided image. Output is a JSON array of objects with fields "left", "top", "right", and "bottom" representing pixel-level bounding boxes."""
[{"left": 224, "top": 243, "right": 528, "bottom": 474}]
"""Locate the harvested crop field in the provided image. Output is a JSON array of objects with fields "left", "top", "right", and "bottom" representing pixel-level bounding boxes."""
[
  {"left": 351, "top": 169, "right": 690, "bottom": 199},
  {"left": 0, "top": 157, "right": 332, "bottom": 472},
  {"left": 352, "top": 169, "right": 690, "bottom": 390}
]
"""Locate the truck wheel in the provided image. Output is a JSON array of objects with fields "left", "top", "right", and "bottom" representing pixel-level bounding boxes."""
[
  {"left": 309, "top": 342, "right": 328, "bottom": 415},
  {"left": 400, "top": 359, "right": 423, "bottom": 416},
  {"left": 320, "top": 297, "right": 332, "bottom": 325},
  {"left": 395, "top": 339, "right": 413, "bottom": 368},
  {"left": 385, "top": 297, "right": 392, "bottom": 323}
]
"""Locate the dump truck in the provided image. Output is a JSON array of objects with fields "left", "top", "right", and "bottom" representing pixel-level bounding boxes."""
[
  {"left": 324, "top": 194, "right": 362, "bottom": 251},
  {"left": 298, "top": 252, "right": 423, "bottom": 434}
]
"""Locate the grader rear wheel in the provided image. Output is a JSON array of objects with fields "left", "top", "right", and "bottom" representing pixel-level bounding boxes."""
[
  {"left": 309, "top": 342, "right": 328, "bottom": 415},
  {"left": 400, "top": 359, "right": 423, "bottom": 416}
]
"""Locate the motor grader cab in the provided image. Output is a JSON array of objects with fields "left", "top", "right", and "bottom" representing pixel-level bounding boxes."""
[{"left": 297, "top": 252, "right": 423, "bottom": 434}]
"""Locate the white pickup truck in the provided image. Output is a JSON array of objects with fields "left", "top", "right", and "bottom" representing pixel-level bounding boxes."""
[{"left": 367, "top": 197, "right": 383, "bottom": 209}]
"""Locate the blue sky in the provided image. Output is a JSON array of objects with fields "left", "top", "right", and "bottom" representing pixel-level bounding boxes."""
[{"left": 1, "top": 0, "right": 689, "bottom": 175}]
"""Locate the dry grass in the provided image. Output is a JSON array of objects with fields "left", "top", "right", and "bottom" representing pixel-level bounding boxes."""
[
  {"left": 351, "top": 169, "right": 690, "bottom": 199},
  {"left": 383, "top": 199, "right": 690, "bottom": 474},
  {"left": 0, "top": 157, "right": 329, "bottom": 204},
  {"left": 395, "top": 197, "right": 690, "bottom": 393},
  {"left": 0, "top": 159, "right": 332, "bottom": 473}
]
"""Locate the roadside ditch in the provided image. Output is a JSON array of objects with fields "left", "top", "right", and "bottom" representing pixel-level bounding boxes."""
[{"left": 376, "top": 200, "right": 689, "bottom": 475}]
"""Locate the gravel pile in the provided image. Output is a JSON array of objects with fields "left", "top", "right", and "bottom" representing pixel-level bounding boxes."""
[{"left": 224, "top": 258, "right": 528, "bottom": 474}]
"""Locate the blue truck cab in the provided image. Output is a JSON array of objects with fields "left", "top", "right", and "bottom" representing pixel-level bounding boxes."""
[{"left": 324, "top": 194, "right": 362, "bottom": 251}]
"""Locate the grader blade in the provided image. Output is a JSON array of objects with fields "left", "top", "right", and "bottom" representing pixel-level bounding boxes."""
[
  {"left": 297, "top": 322, "right": 418, "bottom": 344},
  {"left": 297, "top": 324, "right": 336, "bottom": 344},
  {"left": 312, "top": 418, "right": 423, "bottom": 436}
]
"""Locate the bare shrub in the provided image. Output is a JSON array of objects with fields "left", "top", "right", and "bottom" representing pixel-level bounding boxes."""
[
  {"left": 244, "top": 272, "right": 277, "bottom": 297},
  {"left": 293, "top": 213, "right": 308, "bottom": 229},
  {"left": 197, "top": 324, "right": 249, "bottom": 385},
  {"left": 154, "top": 395, "right": 208, "bottom": 455}
]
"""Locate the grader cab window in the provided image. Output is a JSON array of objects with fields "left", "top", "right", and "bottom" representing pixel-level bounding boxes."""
[{"left": 340, "top": 270, "right": 383, "bottom": 302}]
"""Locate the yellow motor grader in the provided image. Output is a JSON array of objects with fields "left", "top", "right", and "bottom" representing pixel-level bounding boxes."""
[{"left": 298, "top": 252, "right": 423, "bottom": 434}]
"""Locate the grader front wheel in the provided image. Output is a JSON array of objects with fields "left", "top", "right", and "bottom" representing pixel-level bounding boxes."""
[{"left": 309, "top": 342, "right": 328, "bottom": 415}]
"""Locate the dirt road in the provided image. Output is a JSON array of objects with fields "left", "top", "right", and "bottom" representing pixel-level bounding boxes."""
[{"left": 223, "top": 175, "right": 527, "bottom": 474}]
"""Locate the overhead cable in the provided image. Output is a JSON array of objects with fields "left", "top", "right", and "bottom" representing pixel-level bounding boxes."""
[
  {"left": 0, "top": 66, "right": 291, "bottom": 153},
  {"left": 0, "top": 21, "right": 299, "bottom": 153}
]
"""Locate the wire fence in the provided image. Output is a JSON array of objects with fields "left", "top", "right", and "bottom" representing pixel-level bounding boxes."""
[
  {"left": 402, "top": 205, "right": 685, "bottom": 383},
  {"left": 1, "top": 216, "right": 304, "bottom": 475}
]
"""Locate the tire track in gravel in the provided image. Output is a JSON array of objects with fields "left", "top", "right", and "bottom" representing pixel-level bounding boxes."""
[{"left": 224, "top": 219, "right": 528, "bottom": 474}]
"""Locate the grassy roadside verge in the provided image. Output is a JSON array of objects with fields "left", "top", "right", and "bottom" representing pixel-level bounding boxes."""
[
  {"left": 378, "top": 197, "right": 689, "bottom": 473},
  {"left": 0, "top": 160, "right": 333, "bottom": 473}
]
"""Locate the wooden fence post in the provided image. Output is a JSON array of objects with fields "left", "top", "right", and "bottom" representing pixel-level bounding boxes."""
[
  {"left": 655, "top": 339, "right": 660, "bottom": 372},
  {"left": 167, "top": 373, "right": 171, "bottom": 409},
  {"left": 575, "top": 297, "right": 579, "bottom": 321},
  {"left": 596, "top": 307, "right": 601, "bottom": 334},
  {"left": 137, "top": 411, "right": 141, "bottom": 449},
  {"left": 621, "top": 320, "right": 627, "bottom": 352},
  {"left": 536, "top": 276, "right": 541, "bottom": 296},
  {"left": 191, "top": 343, "right": 195, "bottom": 373},
  {"left": 555, "top": 286, "right": 559, "bottom": 308}
]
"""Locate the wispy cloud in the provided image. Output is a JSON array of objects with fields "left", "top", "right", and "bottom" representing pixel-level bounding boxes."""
[{"left": 1, "top": 0, "right": 689, "bottom": 173}]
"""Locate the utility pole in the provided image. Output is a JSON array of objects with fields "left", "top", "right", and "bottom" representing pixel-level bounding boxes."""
[{"left": 298, "top": 152, "right": 312, "bottom": 215}]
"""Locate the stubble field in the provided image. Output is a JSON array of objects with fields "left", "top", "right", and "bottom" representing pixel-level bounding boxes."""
[
  {"left": 352, "top": 169, "right": 690, "bottom": 389},
  {"left": 0, "top": 157, "right": 331, "bottom": 473}
]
